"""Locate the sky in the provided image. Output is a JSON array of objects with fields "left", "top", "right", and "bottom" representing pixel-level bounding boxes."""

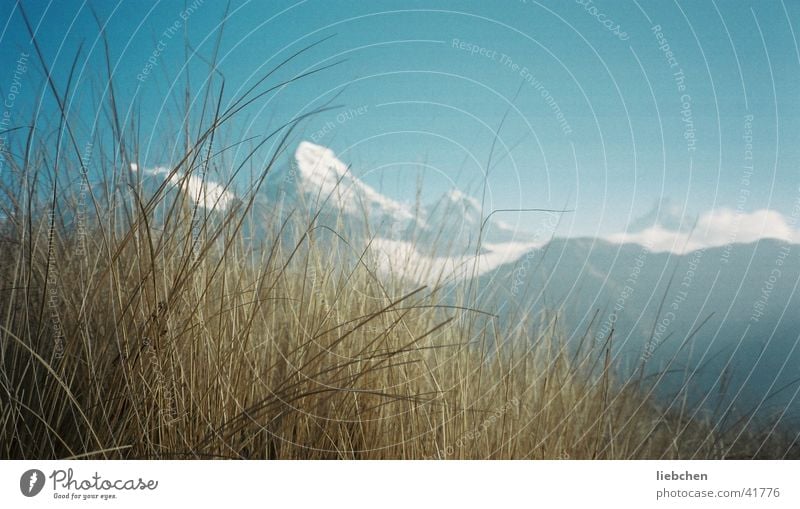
[{"left": 1, "top": 0, "right": 799, "bottom": 240}]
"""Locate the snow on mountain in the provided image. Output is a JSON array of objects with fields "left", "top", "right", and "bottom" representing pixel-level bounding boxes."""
[
  {"left": 135, "top": 143, "right": 798, "bottom": 423},
  {"left": 293, "top": 141, "right": 424, "bottom": 228},
  {"left": 442, "top": 188, "right": 482, "bottom": 224},
  {"left": 287, "top": 142, "right": 543, "bottom": 284},
  {"left": 130, "top": 140, "right": 539, "bottom": 285}
]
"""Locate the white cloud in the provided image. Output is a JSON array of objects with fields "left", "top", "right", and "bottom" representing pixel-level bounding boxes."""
[
  {"left": 179, "top": 174, "right": 236, "bottom": 211},
  {"left": 131, "top": 164, "right": 236, "bottom": 211},
  {"left": 370, "top": 237, "right": 541, "bottom": 285},
  {"left": 607, "top": 208, "right": 800, "bottom": 254}
]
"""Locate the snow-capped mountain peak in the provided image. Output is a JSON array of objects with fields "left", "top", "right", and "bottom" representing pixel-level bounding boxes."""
[
  {"left": 284, "top": 142, "right": 543, "bottom": 284},
  {"left": 293, "top": 141, "right": 421, "bottom": 226},
  {"left": 294, "top": 141, "right": 349, "bottom": 192}
]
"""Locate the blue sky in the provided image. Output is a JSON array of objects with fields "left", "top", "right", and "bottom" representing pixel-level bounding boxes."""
[{"left": 1, "top": 0, "right": 799, "bottom": 238}]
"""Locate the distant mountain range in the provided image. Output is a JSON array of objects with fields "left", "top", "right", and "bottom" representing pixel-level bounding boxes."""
[
  {"left": 253, "top": 141, "right": 543, "bottom": 284},
  {"left": 482, "top": 237, "right": 800, "bottom": 427},
  {"left": 138, "top": 141, "right": 800, "bottom": 427}
]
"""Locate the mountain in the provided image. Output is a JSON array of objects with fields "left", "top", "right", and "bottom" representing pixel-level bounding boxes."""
[
  {"left": 626, "top": 198, "right": 692, "bottom": 234},
  {"left": 136, "top": 141, "right": 800, "bottom": 427},
  {"left": 479, "top": 237, "right": 800, "bottom": 425},
  {"left": 255, "top": 141, "right": 542, "bottom": 284}
]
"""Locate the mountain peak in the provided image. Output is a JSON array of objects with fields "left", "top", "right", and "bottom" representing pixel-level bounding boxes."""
[
  {"left": 445, "top": 188, "right": 481, "bottom": 208},
  {"left": 439, "top": 188, "right": 483, "bottom": 224},
  {"left": 293, "top": 141, "right": 351, "bottom": 197},
  {"left": 627, "top": 198, "right": 691, "bottom": 233},
  {"left": 292, "top": 141, "right": 421, "bottom": 225}
]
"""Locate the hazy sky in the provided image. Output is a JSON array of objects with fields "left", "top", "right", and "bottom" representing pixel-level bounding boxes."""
[{"left": 2, "top": 0, "right": 799, "bottom": 238}]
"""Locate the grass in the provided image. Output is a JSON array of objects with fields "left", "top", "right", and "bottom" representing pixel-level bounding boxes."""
[{"left": 1, "top": 18, "right": 797, "bottom": 460}]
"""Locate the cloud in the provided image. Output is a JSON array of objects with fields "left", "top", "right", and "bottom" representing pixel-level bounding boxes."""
[
  {"left": 607, "top": 208, "right": 800, "bottom": 254},
  {"left": 130, "top": 164, "right": 236, "bottom": 211},
  {"left": 370, "top": 237, "right": 541, "bottom": 285}
]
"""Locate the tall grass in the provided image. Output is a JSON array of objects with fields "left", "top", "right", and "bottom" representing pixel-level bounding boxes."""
[{"left": 1, "top": 22, "right": 796, "bottom": 460}]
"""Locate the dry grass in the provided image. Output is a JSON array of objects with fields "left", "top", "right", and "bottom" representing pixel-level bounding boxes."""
[
  {"left": 1, "top": 21, "right": 796, "bottom": 460},
  {"left": 0, "top": 202, "right": 731, "bottom": 459}
]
